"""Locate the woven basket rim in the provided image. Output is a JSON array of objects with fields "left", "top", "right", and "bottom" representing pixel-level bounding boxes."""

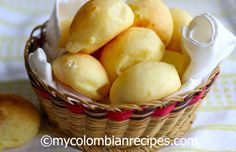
[{"left": 24, "top": 22, "right": 220, "bottom": 111}]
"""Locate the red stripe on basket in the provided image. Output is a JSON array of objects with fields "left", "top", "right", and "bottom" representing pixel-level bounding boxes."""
[
  {"left": 151, "top": 103, "right": 176, "bottom": 117},
  {"left": 107, "top": 110, "right": 134, "bottom": 121},
  {"left": 39, "top": 90, "right": 51, "bottom": 100},
  {"left": 66, "top": 103, "right": 84, "bottom": 114},
  {"left": 188, "top": 87, "right": 206, "bottom": 106}
]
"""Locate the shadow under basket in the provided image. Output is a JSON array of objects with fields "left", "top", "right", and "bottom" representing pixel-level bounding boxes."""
[{"left": 24, "top": 23, "right": 220, "bottom": 152}]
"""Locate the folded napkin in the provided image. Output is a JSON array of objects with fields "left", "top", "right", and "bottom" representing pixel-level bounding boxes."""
[
  {"left": 29, "top": 48, "right": 55, "bottom": 86},
  {"left": 170, "top": 13, "right": 236, "bottom": 97}
]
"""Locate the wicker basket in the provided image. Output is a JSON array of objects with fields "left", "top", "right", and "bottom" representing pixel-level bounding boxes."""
[{"left": 24, "top": 23, "right": 220, "bottom": 152}]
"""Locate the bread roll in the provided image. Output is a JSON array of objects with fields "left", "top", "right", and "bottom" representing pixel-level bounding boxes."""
[
  {"left": 162, "top": 51, "right": 190, "bottom": 78},
  {"left": 167, "top": 8, "right": 192, "bottom": 52},
  {"left": 52, "top": 53, "right": 110, "bottom": 100},
  {"left": 66, "top": 0, "right": 134, "bottom": 54},
  {"left": 110, "top": 61, "right": 181, "bottom": 104},
  {"left": 126, "top": 0, "right": 173, "bottom": 45},
  {"left": 100, "top": 27, "right": 165, "bottom": 82},
  {"left": 0, "top": 94, "right": 40, "bottom": 148}
]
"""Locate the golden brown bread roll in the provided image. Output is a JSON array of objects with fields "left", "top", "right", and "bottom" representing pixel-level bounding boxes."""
[
  {"left": 100, "top": 27, "right": 165, "bottom": 82},
  {"left": 167, "top": 8, "right": 193, "bottom": 52},
  {"left": 110, "top": 61, "right": 181, "bottom": 104},
  {"left": 52, "top": 53, "right": 110, "bottom": 100},
  {"left": 0, "top": 94, "right": 40, "bottom": 149},
  {"left": 66, "top": 0, "right": 134, "bottom": 54},
  {"left": 126, "top": 0, "right": 173, "bottom": 45}
]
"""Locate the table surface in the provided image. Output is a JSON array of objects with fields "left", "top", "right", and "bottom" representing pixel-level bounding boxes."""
[{"left": 0, "top": 0, "right": 236, "bottom": 152}]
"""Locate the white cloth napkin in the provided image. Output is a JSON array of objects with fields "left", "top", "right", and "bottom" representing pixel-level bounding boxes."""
[
  {"left": 28, "top": 48, "right": 55, "bottom": 86},
  {"left": 170, "top": 13, "right": 236, "bottom": 97}
]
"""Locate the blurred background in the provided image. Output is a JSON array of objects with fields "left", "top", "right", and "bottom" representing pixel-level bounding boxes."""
[{"left": 0, "top": 0, "right": 236, "bottom": 151}]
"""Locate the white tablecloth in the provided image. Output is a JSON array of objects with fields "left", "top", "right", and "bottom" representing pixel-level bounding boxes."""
[{"left": 0, "top": 0, "right": 236, "bottom": 151}]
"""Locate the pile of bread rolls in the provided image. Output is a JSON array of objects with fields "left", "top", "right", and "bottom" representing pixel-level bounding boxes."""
[{"left": 52, "top": 0, "right": 193, "bottom": 105}]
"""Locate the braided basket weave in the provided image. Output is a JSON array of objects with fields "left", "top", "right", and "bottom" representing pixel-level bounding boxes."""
[{"left": 24, "top": 23, "right": 220, "bottom": 152}]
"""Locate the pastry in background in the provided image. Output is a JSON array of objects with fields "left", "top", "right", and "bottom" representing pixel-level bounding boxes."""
[
  {"left": 66, "top": 0, "right": 134, "bottom": 54},
  {"left": 110, "top": 61, "right": 181, "bottom": 104},
  {"left": 0, "top": 94, "right": 40, "bottom": 149},
  {"left": 100, "top": 27, "right": 165, "bottom": 82},
  {"left": 126, "top": 0, "right": 173, "bottom": 46},
  {"left": 52, "top": 53, "right": 110, "bottom": 100},
  {"left": 167, "top": 8, "right": 192, "bottom": 52},
  {"left": 162, "top": 51, "right": 190, "bottom": 78}
]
